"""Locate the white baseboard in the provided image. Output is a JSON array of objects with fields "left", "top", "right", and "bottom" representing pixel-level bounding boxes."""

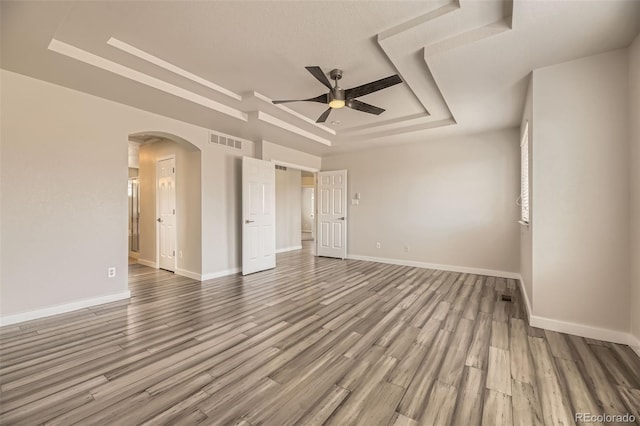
[
  {"left": 201, "top": 267, "right": 241, "bottom": 281},
  {"left": 529, "top": 314, "right": 636, "bottom": 347},
  {"left": 346, "top": 254, "right": 520, "bottom": 280},
  {"left": 128, "top": 251, "right": 139, "bottom": 259},
  {"left": 0, "top": 291, "right": 131, "bottom": 327},
  {"left": 137, "top": 258, "right": 157, "bottom": 268},
  {"left": 175, "top": 268, "right": 201, "bottom": 281},
  {"left": 276, "top": 245, "right": 302, "bottom": 254},
  {"left": 515, "top": 275, "right": 638, "bottom": 348},
  {"left": 515, "top": 275, "right": 532, "bottom": 320}
]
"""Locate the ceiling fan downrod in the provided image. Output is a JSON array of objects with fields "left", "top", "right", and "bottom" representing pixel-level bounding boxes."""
[{"left": 328, "top": 69, "right": 345, "bottom": 109}]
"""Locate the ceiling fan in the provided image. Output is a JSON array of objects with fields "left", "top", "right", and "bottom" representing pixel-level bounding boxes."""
[{"left": 272, "top": 66, "right": 403, "bottom": 123}]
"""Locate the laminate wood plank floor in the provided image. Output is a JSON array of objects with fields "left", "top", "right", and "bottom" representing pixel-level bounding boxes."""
[{"left": 2, "top": 243, "right": 639, "bottom": 425}]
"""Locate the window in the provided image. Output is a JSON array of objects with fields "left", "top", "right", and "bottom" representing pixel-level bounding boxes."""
[{"left": 520, "top": 121, "right": 530, "bottom": 223}]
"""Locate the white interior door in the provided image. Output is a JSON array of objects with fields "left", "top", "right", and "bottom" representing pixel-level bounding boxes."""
[
  {"left": 316, "top": 170, "right": 347, "bottom": 259},
  {"left": 242, "top": 157, "right": 276, "bottom": 275},
  {"left": 157, "top": 157, "right": 176, "bottom": 271}
]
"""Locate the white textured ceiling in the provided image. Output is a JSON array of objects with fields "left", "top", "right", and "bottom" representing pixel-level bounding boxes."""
[{"left": 2, "top": 1, "right": 639, "bottom": 156}]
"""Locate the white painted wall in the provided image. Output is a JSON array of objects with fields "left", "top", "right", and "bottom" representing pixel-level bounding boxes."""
[
  {"left": 520, "top": 75, "right": 534, "bottom": 311},
  {"left": 322, "top": 129, "right": 521, "bottom": 275},
  {"left": 0, "top": 69, "right": 254, "bottom": 319},
  {"left": 275, "top": 168, "right": 302, "bottom": 252},
  {"left": 531, "top": 49, "right": 630, "bottom": 333},
  {"left": 629, "top": 34, "right": 640, "bottom": 347},
  {"left": 138, "top": 140, "right": 202, "bottom": 275}
]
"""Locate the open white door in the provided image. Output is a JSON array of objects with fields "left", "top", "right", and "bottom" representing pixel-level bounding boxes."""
[
  {"left": 242, "top": 157, "right": 276, "bottom": 275},
  {"left": 157, "top": 157, "right": 176, "bottom": 272},
  {"left": 316, "top": 170, "right": 347, "bottom": 259}
]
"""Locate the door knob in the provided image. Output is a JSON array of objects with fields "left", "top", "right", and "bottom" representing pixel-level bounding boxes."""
[
  {"left": 245, "top": 219, "right": 255, "bottom": 224},
  {"left": 338, "top": 217, "right": 345, "bottom": 221},
  {"left": 156, "top": 218, "right": 162, "bottom": 223}
]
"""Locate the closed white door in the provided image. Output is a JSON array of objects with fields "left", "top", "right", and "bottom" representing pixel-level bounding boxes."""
[
  {"left": 157, "top": 157, "right": 176, "bottom": 271},
  {"left": 316, "top": 170, "right": 347, "bottom": 259},
  {"left": 242, "top": 157, "right": 276, "bottom": 275}
]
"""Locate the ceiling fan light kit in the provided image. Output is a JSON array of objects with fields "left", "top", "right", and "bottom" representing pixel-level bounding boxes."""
[{"left": 273, "top": 66, "right": 403, "bottom": 123}]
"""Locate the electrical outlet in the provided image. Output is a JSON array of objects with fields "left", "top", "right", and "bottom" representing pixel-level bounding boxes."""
[
  {"left": 376, "top": 242, "right": 381, "bottom": 249},
  {"left": 107, "top": 267, "right": 116, "bottom": 278},
  {"left": 404, "top": 245, "right": 410, "bottom": 252}
]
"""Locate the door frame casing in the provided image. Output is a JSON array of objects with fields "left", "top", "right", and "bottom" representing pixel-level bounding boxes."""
[{"left": 156, "top": 154, "right": 177, "bottom": 272}]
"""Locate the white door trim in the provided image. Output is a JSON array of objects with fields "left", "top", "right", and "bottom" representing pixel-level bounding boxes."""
[{"left": 156, "top": 154, "right": 177, "bottom": 272}]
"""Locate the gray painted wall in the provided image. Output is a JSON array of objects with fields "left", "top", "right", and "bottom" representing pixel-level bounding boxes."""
[
  {"left": 629, "top": 34, "right": 640, "bottom": 347},
  {"left": 531, "top": 48, "right": 630, "bottom": 332},
  {"left": 0, "top": 69, "right": 253, "bottom": 317},
  {"left": 275, "top": 167, "right": 302, "bottom": 251},
  {"left": 323, "top": 128, "right": 521, "bottom": 275}
]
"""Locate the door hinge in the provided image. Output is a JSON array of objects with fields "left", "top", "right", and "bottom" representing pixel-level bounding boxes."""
[
  {"left": 172, "top": 167, "right": 175, "bottom": 173},
  {"left": 173, "top": 250, "right": 175, "bottom": 257},
  {"left": 173, "top": 209, "right": 176, "bottom": 215}
]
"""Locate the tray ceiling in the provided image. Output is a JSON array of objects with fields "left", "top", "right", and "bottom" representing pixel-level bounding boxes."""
[{"left": 2, "top": 1, "right": 639, "bottom": 155}]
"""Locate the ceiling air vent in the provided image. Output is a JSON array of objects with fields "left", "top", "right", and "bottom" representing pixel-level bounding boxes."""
[{"left": 208, "top": 131, "right": 245, "bottom": 151}]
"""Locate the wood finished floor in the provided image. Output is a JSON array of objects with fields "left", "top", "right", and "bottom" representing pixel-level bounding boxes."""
[{"left": 1, "top": 245, "right": 639, "bottom": 425}]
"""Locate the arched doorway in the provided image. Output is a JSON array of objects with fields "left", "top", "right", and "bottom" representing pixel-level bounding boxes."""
[{"left": 127, "top": 132, "right": 202, "bottom": 281}]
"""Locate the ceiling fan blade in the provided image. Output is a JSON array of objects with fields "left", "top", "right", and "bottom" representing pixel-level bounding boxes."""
[
  {"left": 272, "top": 93, "right": 328, "bottom": 105},
  {"left": 346, "top": 99, "right": 385, "bottom": 115},
  {"left": 316, "top": 107, "right": 332, "bottom": 123},
  {"left": 306, "top": 66, "right": 332, "bottom": 90},
  {"left": 345, "top": 74, "right": 402, "bottom": 99}
]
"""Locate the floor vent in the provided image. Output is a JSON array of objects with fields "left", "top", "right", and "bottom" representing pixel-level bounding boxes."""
[
  {"left": 501, "top": 294, "right": 513, "bottom": 303},
  {"left": 208, "top": 131, "right": 243, "bottom": 150}
]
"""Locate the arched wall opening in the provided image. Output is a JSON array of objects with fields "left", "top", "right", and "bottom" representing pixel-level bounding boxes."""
[{"left": 128, "top": 131, "right": 202, "bottom": 278}]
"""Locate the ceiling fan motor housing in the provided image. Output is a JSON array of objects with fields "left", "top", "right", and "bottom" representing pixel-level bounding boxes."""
[
  {"left": 328, "top": 69, "right": 345, "bottom": 108},
  {"left": 330, "top": 87, "right": 345, "bottom": 103}
]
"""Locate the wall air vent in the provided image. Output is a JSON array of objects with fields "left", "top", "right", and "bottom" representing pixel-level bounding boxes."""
[
  {"left": 275, "top": 165, "right": 287, "bottom": 171},
  {"left": 208, "top": 131, "right": 246, "bottom": 151}
]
